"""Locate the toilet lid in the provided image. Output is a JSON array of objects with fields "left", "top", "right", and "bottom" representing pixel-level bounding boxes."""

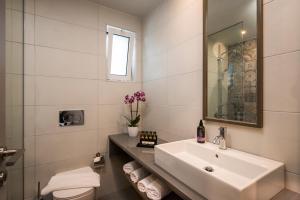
[{"left": 53, "top": 187, "right": 94, "bottom": 198}]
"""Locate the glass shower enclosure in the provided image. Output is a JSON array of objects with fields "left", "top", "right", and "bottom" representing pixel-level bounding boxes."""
[{"left": 0, "top": 0, "right": 24, "bottom": 199}]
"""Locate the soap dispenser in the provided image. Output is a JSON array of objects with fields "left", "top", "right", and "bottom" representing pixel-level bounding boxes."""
[{"left": 197, "top": 120, "right": 206, "bottom": 143}]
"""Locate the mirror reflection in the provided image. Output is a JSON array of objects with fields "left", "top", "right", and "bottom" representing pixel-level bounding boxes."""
[{"left": 206, "top": 0, "right": 259, "bottom": 124}]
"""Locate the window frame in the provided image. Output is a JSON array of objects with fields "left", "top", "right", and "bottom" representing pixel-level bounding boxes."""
[{"left": 106, "top": 26, "right": 135, "bottom": 81}]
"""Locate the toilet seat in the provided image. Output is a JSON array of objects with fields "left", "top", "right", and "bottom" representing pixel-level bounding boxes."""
[{"left": 53, "top": 187, "right": 94, "bottom": 200}]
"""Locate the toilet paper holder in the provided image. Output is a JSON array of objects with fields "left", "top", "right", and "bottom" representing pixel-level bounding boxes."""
[{"left": 93, "top": 152, "right": 105, "bottom": 169}]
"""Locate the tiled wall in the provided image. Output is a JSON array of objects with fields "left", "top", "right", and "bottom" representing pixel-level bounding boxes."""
[
  {"left": 24, "top": 0, "right": 142, "bottom": 199},
  {"left": 142, "top": 0, "right": 300, "bottom": 193}
]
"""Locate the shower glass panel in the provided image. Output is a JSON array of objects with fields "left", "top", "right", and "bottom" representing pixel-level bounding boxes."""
[{"left": 0, "top": 0, "right": 24, "bottom": 199}]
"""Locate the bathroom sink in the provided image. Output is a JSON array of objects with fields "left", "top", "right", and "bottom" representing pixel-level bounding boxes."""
[{"left": 154, "top": 139, "right": 284, "bottom": 200}]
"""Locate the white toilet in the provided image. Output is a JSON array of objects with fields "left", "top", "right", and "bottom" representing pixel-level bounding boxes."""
[
  {"left": 42, "top": 167, "right": 99, "bottom": 200},
  {"left": 53, "top": 187, "right": 95, "bottom": 200}
]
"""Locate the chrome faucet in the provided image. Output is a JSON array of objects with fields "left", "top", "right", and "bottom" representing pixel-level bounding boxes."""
[{"left": 212, "top": 127, "right": 227, "bottom": 150}]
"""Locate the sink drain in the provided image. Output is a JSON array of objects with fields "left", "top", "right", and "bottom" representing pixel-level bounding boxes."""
[{"left": 204, "top": 166, "right": 214, "bottom": 172}]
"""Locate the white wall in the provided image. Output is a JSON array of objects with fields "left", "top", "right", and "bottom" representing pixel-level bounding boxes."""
[
  {"left": 24, "top": 0, "right": 142, "bottom": 199},
  {"left": 142, "top": 0, "right": 300, "bottom": 194}
]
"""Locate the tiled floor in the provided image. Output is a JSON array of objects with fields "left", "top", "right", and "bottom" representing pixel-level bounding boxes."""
[
  {"left": 273, "top": 190, "right": 300, "bottom": 200},
  {"left": 97, "top": 187, "right": 141, "bottom": 200}
]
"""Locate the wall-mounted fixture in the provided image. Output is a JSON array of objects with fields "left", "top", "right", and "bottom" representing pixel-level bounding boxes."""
[
  {"left": 203, "top": 0, "right": 263, "bottom": 127},
  {"left": 59, "top": 110, "right": 84, "bottom": 127}
]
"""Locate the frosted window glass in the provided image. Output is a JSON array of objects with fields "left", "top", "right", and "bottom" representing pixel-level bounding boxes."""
[{"left": 110, "top": 34, "right": 130, "bottom": 75}]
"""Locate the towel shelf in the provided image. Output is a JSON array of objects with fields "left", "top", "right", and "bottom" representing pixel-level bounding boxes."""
[
  {"left": 123, "top": 173, "right": 181, "bottom": 200},
  {"left": 109, "top": 133, "right": 206, "bottom": 200},
  {"left": 124, "top": 174, "right": 149, "bottom": 200}
]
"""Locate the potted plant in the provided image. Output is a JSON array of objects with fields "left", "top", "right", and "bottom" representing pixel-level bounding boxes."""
[{"left": 124, "top": 91, "right": 146, "bottom": 137}]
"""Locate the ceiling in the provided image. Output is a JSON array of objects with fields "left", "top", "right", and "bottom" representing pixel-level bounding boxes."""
[{"left": 94, "top": 0, "right": 164, "bottom": 17}]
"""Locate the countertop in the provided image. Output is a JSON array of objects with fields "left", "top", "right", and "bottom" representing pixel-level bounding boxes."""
[{"left": 108, "top": 133, "right": 300, "bottom": 200}]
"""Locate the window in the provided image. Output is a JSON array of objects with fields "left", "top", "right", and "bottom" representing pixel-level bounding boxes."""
[{"left": 106, "top": 26, "right": 135, "bottom": 81}]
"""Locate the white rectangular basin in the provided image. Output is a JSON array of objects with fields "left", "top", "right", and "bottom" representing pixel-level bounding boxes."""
[{"left": 155, "top": 139, "right": 284, "bottom": 200}]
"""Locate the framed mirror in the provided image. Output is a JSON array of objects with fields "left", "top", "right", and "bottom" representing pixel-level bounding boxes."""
[{"left": 203, "top": 0, "right": 263, "bottom": 127}]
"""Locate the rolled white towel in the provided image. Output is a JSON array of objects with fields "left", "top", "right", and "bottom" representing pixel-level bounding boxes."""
[
  {"left": 130, "top": 167, "right": 150, "bottom": 183},
  {"left": 137, "top": 175, "right": 156, "bottom": 193},
  {"left": 146, "top": 179, "right": 171, "bottom": 200},
  {"left": 123, "top": 161, "right": 141, "bottom": 174}
]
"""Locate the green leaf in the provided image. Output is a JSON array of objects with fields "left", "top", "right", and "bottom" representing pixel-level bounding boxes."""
[
  {"left": 123, "top": 114, "right": 141, "bottom": 127},
  {"left": 123, "top": 115, "right": 131, "bottom": 123},
  {"left": 131, "top": 115, "right": 140, "bottom": 126}
]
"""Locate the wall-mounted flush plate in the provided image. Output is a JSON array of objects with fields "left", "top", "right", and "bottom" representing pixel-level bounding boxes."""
[{"left": 59, "top": 110, "right": 84, "bottom": 127}]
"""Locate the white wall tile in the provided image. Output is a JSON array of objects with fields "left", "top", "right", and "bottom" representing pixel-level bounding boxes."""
[
  {"left": 24, "top": 75, "right": 35, "bottom": 106},
  {"left": 5, "top": 74, "right": 23, "bottom": 106},
  {"left": 143, "top": 0, "right": 196, "bottom": 36},
  {"left": 167, "top": 71, "right": 202, "bottom": 107},
  {"left": 262, "top": 136, "right": 300, "bottom": 174},
  {"left": 24, "top": 167, "right": 36, "bottom": 199},
  {"left": 98, "top": 55, "right": 106, "bottom": 80},
  {"left": 168, "top": 106, "right": 201, "bottom": 138},
  {"left": 35, "top": 16, "right": 98, "bottom": 54},
  {"left": 5, "top": 41, "right": 23, "bottom": 74},
  {"left": 135, "top": 39, "right": 143, "bottom": 64},
  {"left": 35, "top": 105, "right": 98, "bottom": 135},
  {"left": 143, "top": 28, "right": 169, "bottom": 59},
  {"left": 35, "top": 76, "right": 97, "bottom": 106},
  {"left": 264, "top": 0, "right": 300, "bottom": 56},
  {"left": 24, "top": 106, "right": 35, "bottom": 137},
  {"left": 5, "top": 106, "right": 23, "bottom": 143},
  {"left": 24, "top": 13, "right": 34, "bottom": 44},
  {"left": 5, "top": 9, "right": 23, "bottom": 43},
  {"left": 6, "top": 0, "right": 23, "bottom": 11},
  {"left": 143, "top": 105, "right": 169, "bottom": 133},
  {"left": 98, "top": 5, "right": 141, "bottom": 37},
  {"left": 133, "top": 58, "right": 143, "bottom": 82},
  {"left": 99, "top": 81, "right": 141, "bottom": 105},
  {"left": 165, "top": 0, "right": 203, "bottom": 49},
  {"left": 98, "top": 105, "right": 126, "bottom": 130},
  {"left": 24, "top": 136, "right": 35, "bottom": 167},
  {"left": 25, "top": 0, "right": 35, "bottom": 14},
  {"left": 142, "top": 1, "right": 169, "bottom": 36},
  {"left": 264, "top": 51, "right": 300, "bottom": 112},
  {"left": 6, "top": 168, "right": 23, "bottom": 199},
  {"left": 261, "top": 111, "right": 300, "bottom": 173},
  {"left": 98, "top": 31, "right": 106, "bottom": 56},
  {"left": 24, "top": 44, "right": 35, "bottom": 75},
  {"left": 35, "top": 46, "right": 98, "bottom": 79},
  {"left": 36, "top": 130, "right": 97, "bottom": 165},
  {"left": 36, "top": 0, "right": 98, "bottom": 29},
  {"left": 167, "top": 35, "right": 202, "bottom": 76},
  {"left": 143, "top": 79, "right": 168, "bottom": 106},
  {"left": 98, "top": 127, "right": 121, "bottom": 153},
  {"left": 143, "top": 54, "right": 167, "bottom": 81}
]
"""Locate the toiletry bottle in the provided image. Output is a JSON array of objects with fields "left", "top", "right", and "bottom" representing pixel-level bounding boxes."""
[
  {"left": 144, "top": 132, "right": 149, "bottom": 145},
  {"left": 140, "top": 132, "right": 144, "bottom": 144},
  {"left": 197, "top": 120, "right": 206, "bottom": 143},
  {"left": 153, "top": 131, "right": 157, "bottom": 145}
]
